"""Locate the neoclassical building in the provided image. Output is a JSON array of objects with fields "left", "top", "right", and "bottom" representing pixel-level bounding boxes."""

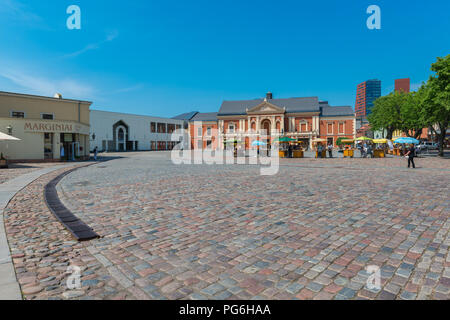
[{"left": 180, "top": 92, "right": 356, "bottom": 150}]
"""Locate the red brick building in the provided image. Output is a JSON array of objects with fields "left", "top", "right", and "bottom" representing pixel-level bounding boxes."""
[
  {"left": 355, "top": 79, "right": 381, "bottom": 118},
  {"left": 395, "top": 78, "right": 410, "bottom": 93},
  {"left": 177, "top": 93, "right": 356, "bottom": 150}
]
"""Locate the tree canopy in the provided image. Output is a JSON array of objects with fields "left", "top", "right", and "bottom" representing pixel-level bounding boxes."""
[
  {"left": 422, "top": 54, "right": 450, "bottom": 156},
  {"left": 368, "top": 54, "right": 449, "bottom": 156}
]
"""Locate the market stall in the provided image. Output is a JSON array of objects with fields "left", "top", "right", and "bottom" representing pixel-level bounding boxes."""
[
  {"left": 393, "top": 137, "right": 420, "bottom": 157},
  {"left": 312, "top": 139, "right": 327, "bottom": 158},
  {"left": 355, "top": 136, "right": 373, "bottom": 158},
  {"left": 274, "top": 137, "right": 297, "bottom": 158},
  {"left": 224, "top": 139, "right": 244, "bottom": 157},
  {"left": 292, "top": 142, "right": 304, "bottom": 158},
  {"left": 373, "top": 139, "right": 388, "bottom": 158},
  {"left": 340, "top": 139, "right": 355, "bottom": 158}
]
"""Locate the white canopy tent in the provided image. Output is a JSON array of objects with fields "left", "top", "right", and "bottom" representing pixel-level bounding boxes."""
[
  {"left": 0, "top": 132, "right": 20, "bottom": 141},
  {"left": 0, "top": 132, "right": 20, "bottom": 166}
]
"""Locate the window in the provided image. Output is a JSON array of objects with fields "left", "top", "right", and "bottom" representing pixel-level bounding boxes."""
[
  {"left": 327, "top": 123, "right": 333, "bottom": 134},
  {"left": 11, "top": 111, "right": 25, "bottom": 118},
  {"left": 301, "top": 122, "right": 307, "bottom": 132},
  {"left": 167, "top": 124, "right": 175, "bottom": 134},
  {"left": 229, "top": 124, "right": 235, "bottom": 133},
  {"left": 41, "top": 113, "right": 54, "bottom": 120},
  {"left": 206, "top": 127, "right": 212, "bottom": 136},
  {"left": 206, "top": 140, "right": 212, "bottom": 149},
  {"left": 157, "top": 123, "right": 167, "bottom": 133},
  {"left": 197, "top": 140, "right": 203, "bottom": 149},
  {"left": 158, "top": 141, "right": 167, "bottom": 150},
  {"left": 339, "top": 122, "right": 345, "bottom": 134},
  {"left": 197, "top": 128, "right": 202, "bottom": 137},
  {"left": 150, "top": 122, "right": 156, "bottom": 133}
]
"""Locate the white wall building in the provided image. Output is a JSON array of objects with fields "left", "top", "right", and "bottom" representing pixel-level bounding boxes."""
[{"left": 90, "top": 110, "right": 184, "bottom": 152}]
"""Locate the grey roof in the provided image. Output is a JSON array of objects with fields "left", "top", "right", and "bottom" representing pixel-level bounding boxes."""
[
  {"left": 172, "top": 111, "right": 198, "bottom": 120},
  {"left": 218, "top": 97, "right": 320, "bottom": 116},
  {"left": 190, "top": 112, "right": 218, "bottom": 122},
  {"left": 321, "top": 106, "right": 355, "bottom": 117}
]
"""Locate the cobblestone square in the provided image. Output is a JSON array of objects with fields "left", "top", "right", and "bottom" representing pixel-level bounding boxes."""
[{"left": 1, "top": 152, "right": 449, "bottom": 300}]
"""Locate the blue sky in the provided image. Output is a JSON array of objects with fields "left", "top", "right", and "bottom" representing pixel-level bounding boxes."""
[{"left": 0, "top": 0, "right": 449, "bottom": 117}]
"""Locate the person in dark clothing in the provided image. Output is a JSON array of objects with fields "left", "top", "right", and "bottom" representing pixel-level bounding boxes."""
[{"left": 405, "top": 144, "right": 416, "bottom": 168}]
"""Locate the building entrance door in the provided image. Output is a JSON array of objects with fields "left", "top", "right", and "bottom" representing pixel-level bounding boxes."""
[
  {"left": 118, "top": 128, "right": 125, "bottom": 151},
  {"left": 61, "top": 133, "right": 75, "bottom": 161}
]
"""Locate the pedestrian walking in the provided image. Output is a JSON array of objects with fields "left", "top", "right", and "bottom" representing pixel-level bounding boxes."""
[
  {"left": 94, "top": 146, "right": 98, "bottom": 161},
  {"left": 327, "top": 143, "right": 333, "bottom": 158},
  {"left": 405, "top": 144, "right": 416, "bottom": 169}
]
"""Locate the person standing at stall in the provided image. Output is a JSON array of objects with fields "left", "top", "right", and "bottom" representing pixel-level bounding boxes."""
[
  {"left": 327, "top": 143, "right": 333, "bottom": 158},
  {"left": 317, "top": 143, "right": 323, "bottom": 158},
  {"left": 405, "top": 144, "right": 416, "bottom": 168},
  {"left": 367, "top": 143, "right": 373, "bottom": 158}
]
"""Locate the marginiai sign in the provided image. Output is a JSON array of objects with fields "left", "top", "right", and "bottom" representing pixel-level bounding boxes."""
[{"left": 23, "top": 121, "right": 89, "bottom": 135}]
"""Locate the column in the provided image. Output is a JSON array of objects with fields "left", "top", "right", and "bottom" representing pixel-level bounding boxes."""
[{"left": 53, "top": 133, "right": 60, "bottom": 160}]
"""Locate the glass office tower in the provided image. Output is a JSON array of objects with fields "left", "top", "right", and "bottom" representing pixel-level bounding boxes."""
[{"left": 355, "top": 79, "right": 381, "bottom": 118}]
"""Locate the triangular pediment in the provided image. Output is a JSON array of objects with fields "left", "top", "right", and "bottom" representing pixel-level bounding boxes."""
[{"left": 247, "top": 101, "right": 285, "bottom": 114}]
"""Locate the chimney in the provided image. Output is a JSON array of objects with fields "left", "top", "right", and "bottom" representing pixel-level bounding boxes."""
[
  {"left": 266, "top": 92, "right": 273, "bottom": 100},
  {"left": 54, "top": 93, "right": 63, "bottom": 99}
]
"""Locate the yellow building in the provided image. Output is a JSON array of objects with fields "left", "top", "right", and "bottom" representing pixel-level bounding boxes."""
[{"left": 0, "top": 91, "right": 92, "bottom": 162}]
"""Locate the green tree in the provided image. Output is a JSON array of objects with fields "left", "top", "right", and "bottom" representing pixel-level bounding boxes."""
[
  {"left": 368, "top": 91, "right": 403, "bottom": 140},
  {"left": 336, "top": 137, "right": 351, "bottom": 146},
  {"left": 399, "top": 89, "right": 427, "bottom": 139},
  {"left": 422, "top": 55, "right": 450, "bottom": 157}
]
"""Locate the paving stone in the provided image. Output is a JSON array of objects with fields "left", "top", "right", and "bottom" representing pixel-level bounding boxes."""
[{"left": 3, "top": 153, "right": 449, "bottom": 301}]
